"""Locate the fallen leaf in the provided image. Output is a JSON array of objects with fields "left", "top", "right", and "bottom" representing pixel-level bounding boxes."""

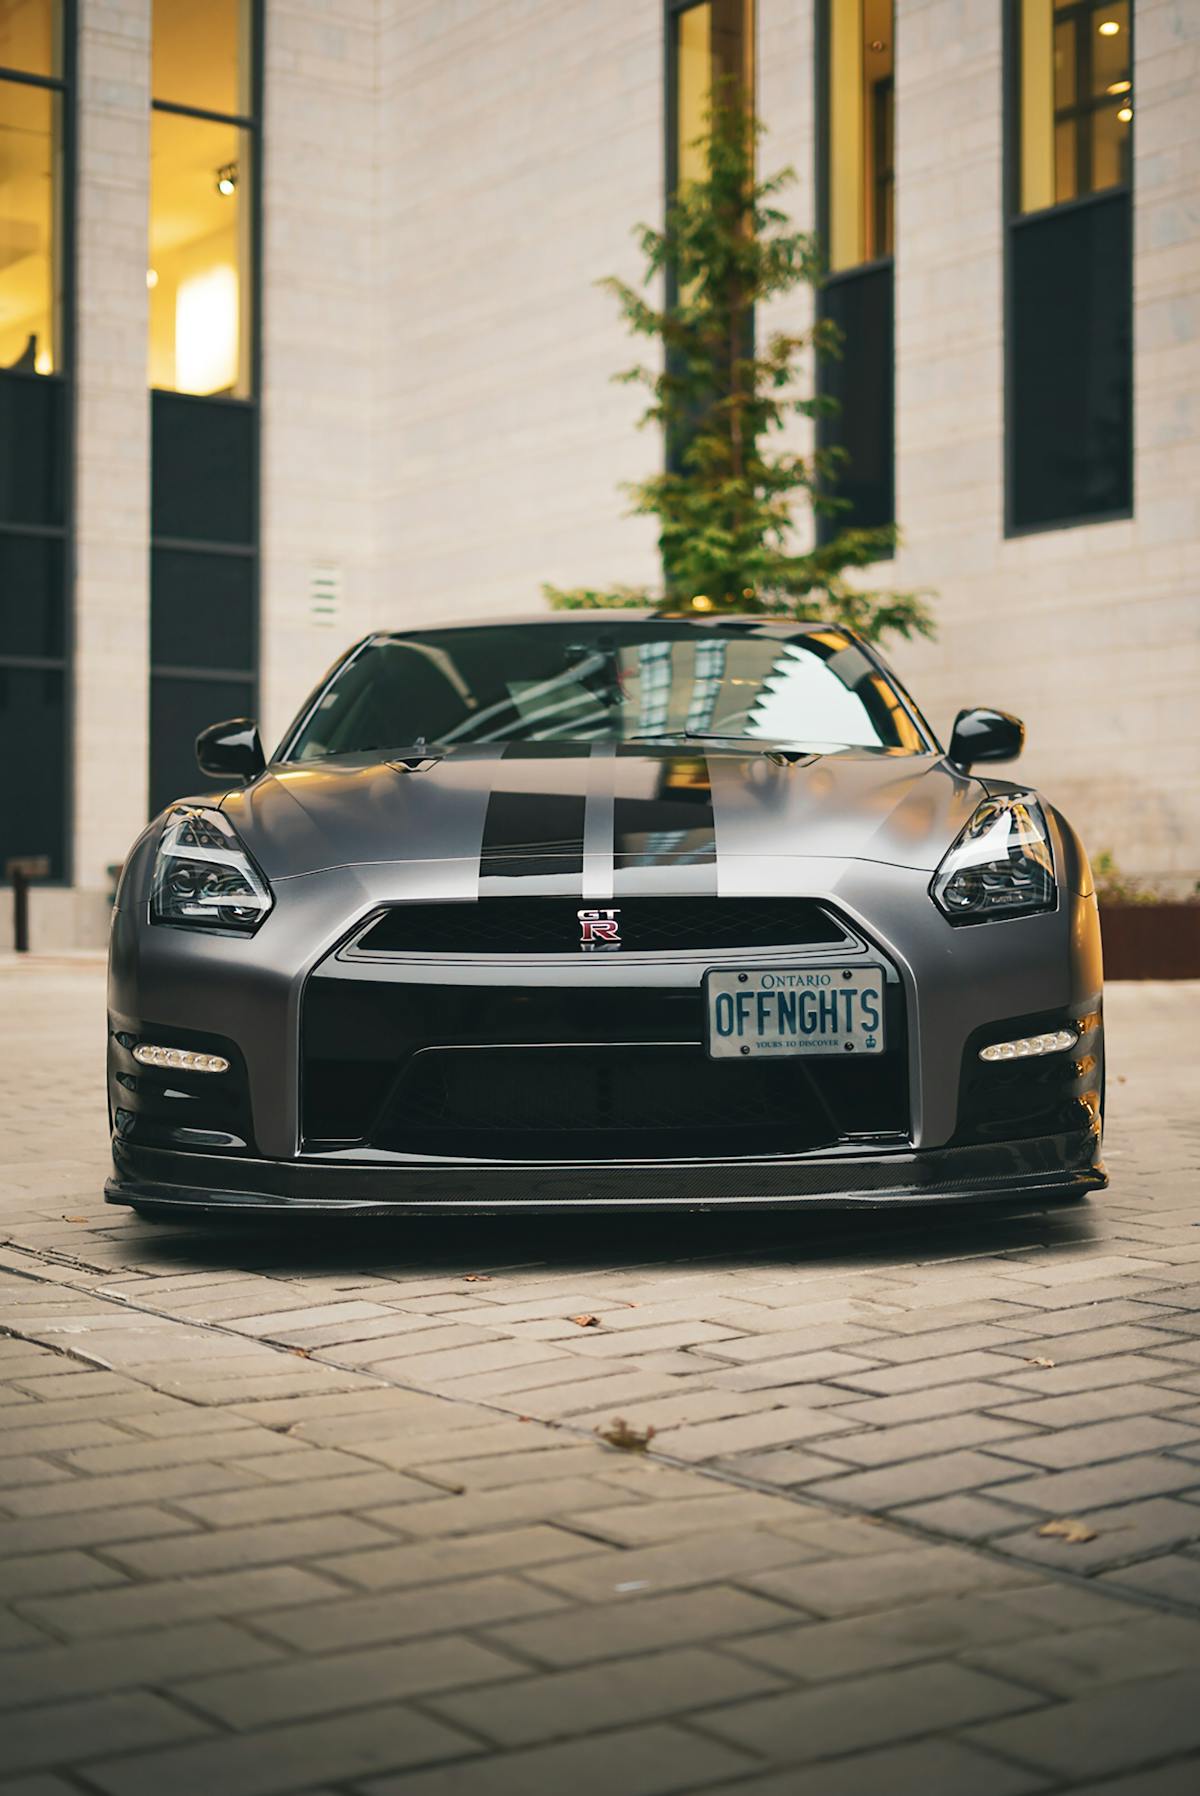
[
  {"left": 570, "top": 1313, "right": 600, "bottom": 1328},
  {"left": 1026, "top": 1356, "right": 1057, "bottom": 1368},
  {"left": 1037, "top": 1517, "right": 1096, "bottom": 1544},
  {"left": 597, "top": 1417, "right": 656, "bottom": 1452},
  {"left": 463, "top": 1273, "right": 491, "bottom": 1283},
  {"left": 288, "top": 1347, "right": 312, "bottom": 1358},
  {"left": 64, "top": 1216, "right": 88, "bottom": 1223}
]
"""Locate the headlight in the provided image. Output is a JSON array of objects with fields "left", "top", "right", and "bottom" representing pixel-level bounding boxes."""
[
  {"left": 150, "top": 806, "right": 273, "bottom": 933},
  {"left": 931, "top": 795, "right": 1055, "bottom": 923}
]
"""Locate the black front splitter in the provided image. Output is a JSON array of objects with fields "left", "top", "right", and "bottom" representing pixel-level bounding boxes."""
[{"left": 106, "top": 1135, "right": 1106, "bottom": 1216}]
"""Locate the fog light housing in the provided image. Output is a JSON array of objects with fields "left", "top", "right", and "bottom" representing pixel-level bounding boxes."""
[
  {"left": 978, "top": 1029, "right": 1078, "bottom": 1064},
  {"left": 133, "top": 1044, "right": 230, "bottom": 1074}
]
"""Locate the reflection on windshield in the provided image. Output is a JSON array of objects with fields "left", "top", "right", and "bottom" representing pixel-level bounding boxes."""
[{"left": 288, "top": 625, "right": 929, "bottom": 761}]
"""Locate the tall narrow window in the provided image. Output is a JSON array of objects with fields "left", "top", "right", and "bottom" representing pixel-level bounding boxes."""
[
  {"left": 1007, "top": 1, "right": 1133, "bottom": 531},
  {"left": 148, "top": 1, "right": 260, "bottom": 817},
  {"left": 817, "top": 0, "right": 895, "bottom": 541},
  {"left": 666, "top": 1, "right": 754, "bottom": 484},
  {"left": 669, "top": 1, "right": 754, "bottom": 194},
  {"left": 0, "top": 0, "right": 72, "bottom": 881}
]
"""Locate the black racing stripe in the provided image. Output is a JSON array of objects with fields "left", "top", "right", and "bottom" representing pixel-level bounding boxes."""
[
  {"left": 612, "top": 751, "right": 717, "bottom": 873},
  {"left": 479, "top": 741, "right": 587, "bottom": 880},
  {"left": 502, "top": 742, "right": 591, "bottom": 759}
]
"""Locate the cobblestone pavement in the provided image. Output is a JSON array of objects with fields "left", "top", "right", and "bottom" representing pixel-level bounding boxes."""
[{"left": 2, "top": 958, "right": 1199, "bottom": 1795}]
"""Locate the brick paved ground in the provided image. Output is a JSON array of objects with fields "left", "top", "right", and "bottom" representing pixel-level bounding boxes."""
[{"left": 2, "top": 957, "right": 1199, "bottom": 1795}]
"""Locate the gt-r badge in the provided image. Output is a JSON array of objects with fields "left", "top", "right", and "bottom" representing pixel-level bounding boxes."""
[{"left": 578, "top": 908, "right": 621, "bottom": 951}]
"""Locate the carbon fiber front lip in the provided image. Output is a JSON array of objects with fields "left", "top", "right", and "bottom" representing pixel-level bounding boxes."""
[{"left": 106, "top": 1135, "right": 1106, "bottom": 1214}]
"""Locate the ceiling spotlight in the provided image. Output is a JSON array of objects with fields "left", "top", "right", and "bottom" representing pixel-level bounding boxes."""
[
  {"left": 1107, "top": 79, "right": 1131, "bottom": 93},
  {"left": 216, "top": 162, "right": 238, "bottom": 196},
  {"left": 1097, "top": 18, "right": 1120, "bottom": 34},
  {"left": 146, "top": 268, "right": 158, "bottom": 289},
  {"left": 1117, "top": 104, "right": 1133, "bottom": 122}
]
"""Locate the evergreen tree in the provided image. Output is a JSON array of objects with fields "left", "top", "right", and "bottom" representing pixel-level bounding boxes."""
[{"left": 545, "top": 90, "right": 932, "bottom": 644}]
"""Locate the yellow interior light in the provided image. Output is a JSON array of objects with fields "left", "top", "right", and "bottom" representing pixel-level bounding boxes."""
[
  {"left": 1098, "top": 19, "right": 1120, "bottom": 34},
  {"left": 1107, "top": 79, "right": 1131, "bottom": 93}
]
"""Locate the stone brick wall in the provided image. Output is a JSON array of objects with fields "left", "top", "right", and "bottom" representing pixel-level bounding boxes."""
[
  {"left": 890, "top": 0, "right": 1200, "bottom": 889},
  {"left": 371, "top": 0, "right": 663, "bottom": 633},
  {"left": 59, "top": 0, "right": 153, "bottom": 947},
  {"left": 34, "top": 0, "right": 1199, "bottom": 946}
]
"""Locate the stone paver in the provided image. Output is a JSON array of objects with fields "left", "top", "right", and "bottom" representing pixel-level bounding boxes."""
[{"left": 1, "top": 960, "right": 1199, "bottom": 1790}]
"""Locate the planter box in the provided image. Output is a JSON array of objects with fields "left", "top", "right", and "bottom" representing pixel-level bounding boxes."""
[{"left": 1100, "top": 903, "right": 1200, "bottom": 980}]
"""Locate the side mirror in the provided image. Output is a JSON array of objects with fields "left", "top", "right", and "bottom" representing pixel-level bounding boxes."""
[
  {"left": 947, "top": 707, "right": 1024, "bottom": 771},
  {"left": 196, "top": 718, "right": 266, "bottom": 782}
]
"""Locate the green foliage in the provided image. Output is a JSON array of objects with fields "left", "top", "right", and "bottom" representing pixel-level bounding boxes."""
[
  {"left": 1091, "top": 850, "right": 1191, "bottom": 907},
  {"left": 545, "top": 89, "right": 933, "bottom": 645}
]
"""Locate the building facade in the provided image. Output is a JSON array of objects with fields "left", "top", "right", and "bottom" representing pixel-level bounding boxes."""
[{"left": 1, "top": 0, "right": 1196, "bottom": 947}]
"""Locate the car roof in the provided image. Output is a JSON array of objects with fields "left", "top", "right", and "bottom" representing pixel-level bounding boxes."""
[{"left": 369, "top": 614, "right": 853, "bottom": 639}]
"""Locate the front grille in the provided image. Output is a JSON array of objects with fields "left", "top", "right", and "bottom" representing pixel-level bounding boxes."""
[
  {"left": 354, "top": 898, "right": 846, "bottom": 957},
  {"left": 301, "top": 974, "right": 909, "bottom": 1160},
  {"left": 373, "top": 1045, "right": 886, "bottom": 1160}
]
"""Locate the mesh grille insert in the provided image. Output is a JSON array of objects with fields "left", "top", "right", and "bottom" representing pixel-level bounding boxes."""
[{"left": 356, "top": 898, "right": 845, "bottom": 957}]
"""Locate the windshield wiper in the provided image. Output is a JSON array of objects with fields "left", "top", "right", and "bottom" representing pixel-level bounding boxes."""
[{"left": 627, "top": 730, "right": 760, "bottom": 744}]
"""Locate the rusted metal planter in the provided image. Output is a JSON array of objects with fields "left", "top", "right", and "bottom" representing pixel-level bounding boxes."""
[{"left": 1100, "top": 904, "right": 1200, "bottom": 980}]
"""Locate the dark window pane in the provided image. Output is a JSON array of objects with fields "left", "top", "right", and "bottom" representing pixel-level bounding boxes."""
[
  {"left": 149, "top": 672, "right": 255, "bottom": 818},
  {"left": 818, "top": 261, "right": 894, "bottom": 539},
  {"left": 0, "top": 529, "right": 63, "bottom": 658},
  {"left": 0, "top": 371, "right": 64, "bottom": 525},
  {"left": 152, "top": 546, "right": 255, "bottom": 673},
  {"left": 1009, "top": 191, "right": 1132, "bottom": 530},
  {"left": 152, "top": 391, "right": 254, "bottom": 544},
  {"left": 0, "top": 663, "right": 64, "bottom": 878}
]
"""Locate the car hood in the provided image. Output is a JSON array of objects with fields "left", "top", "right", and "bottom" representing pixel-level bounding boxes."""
[{"left": 222, "top": 743, "right": 982, "bottom": 883}]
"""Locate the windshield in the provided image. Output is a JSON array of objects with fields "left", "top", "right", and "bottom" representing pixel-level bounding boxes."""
[{"left": 286, "top": 623, "right": 930, "bottom": 760}]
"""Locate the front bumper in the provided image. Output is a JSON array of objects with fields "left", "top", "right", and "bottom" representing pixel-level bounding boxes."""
[
  {"left": 106, "top": 1130, "right": 1105, "bottom": 1216},
  {"left": 108, "top": 837, "right": 1106, "bottom": 1217}
]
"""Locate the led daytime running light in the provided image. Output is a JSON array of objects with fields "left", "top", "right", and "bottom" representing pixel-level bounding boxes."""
[
  {"left": 133, "top": 1044, "right": 230, "bottom": 1074},
  {"left": 979, "top": 1030, "right": 1078, "bottom": 1063}
]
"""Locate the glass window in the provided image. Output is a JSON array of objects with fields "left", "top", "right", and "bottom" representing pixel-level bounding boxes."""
[
  {"left": 0, "top": 531, "right": 63, "bottom": 657},
  {"left": 672, "top": 1, "right": 753, "bottom": 189},
  {"left": 149, "top": 110, "right": 251, "bottom": 395},
  {"left": 1019, "top": 0, "right": 1131, "bottom": 214},
  {"left": 0, "top": 664, "right": 65, "bottom": 877},
  {"left": 150, "top": 1, "right": 255, "bottom": 396},
  {"left": 676, "top": 4, "right": 712, "bottom": 187},
  {"left": 151, "top": 546, "right": 254, "bottom": 670},
  {"left": 825, "top": 0, "right": 894, "bottom": 271},
  {"left": 153, "top": 0, "right": 251, "bottom": 116},
  {"left": 149, "top": 672, "right": 255, "bottom": 816},
  {"left": 0, "top": 0, "right": 58, "bottom": 78},
  {"left": 286, "top": 625, "right": 930, "bottom": 761},
  {"left": 0, "top": 78, "right": 60, "bottom": 372}
]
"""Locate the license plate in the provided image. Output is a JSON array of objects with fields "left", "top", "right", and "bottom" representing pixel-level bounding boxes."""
[{"left": 705, "top": 965, "right": 886, "bottom": 1060}]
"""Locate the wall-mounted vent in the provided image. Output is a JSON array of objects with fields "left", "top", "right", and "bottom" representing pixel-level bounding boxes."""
[{"left": 309, "top": 563, "right": 343, "bottom": 629}]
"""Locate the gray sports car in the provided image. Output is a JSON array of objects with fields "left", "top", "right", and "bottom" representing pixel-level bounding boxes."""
[{"left": 106, "top": 615, "right": 1105, "bottom": 1217}]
